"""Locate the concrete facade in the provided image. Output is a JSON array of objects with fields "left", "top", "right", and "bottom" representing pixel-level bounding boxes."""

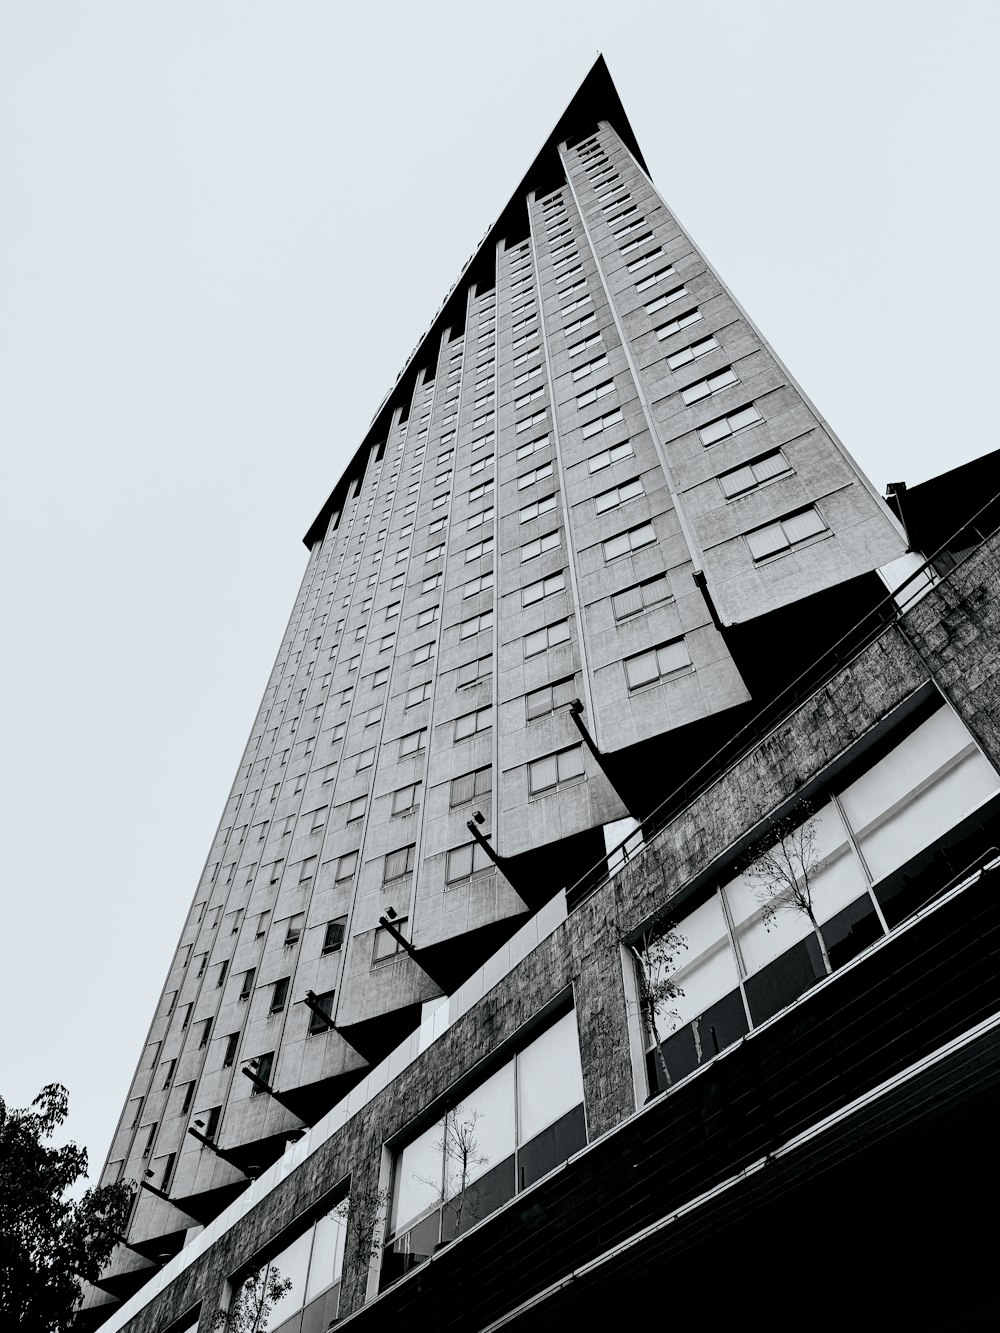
[{"left": 86, "top": 59, "right": 924, "bottom": 1322}]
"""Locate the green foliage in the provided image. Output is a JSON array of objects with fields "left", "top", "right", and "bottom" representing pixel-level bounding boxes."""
[
  {"left": 210, "top": 1263, "right": 293, "bottom": 1333},
  {"left": 0, "top": 1083, "right": 135, "bottom": 1331}
]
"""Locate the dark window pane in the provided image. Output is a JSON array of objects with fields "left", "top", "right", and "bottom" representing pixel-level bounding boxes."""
[
  {"left": 440, "top": 1155, "right": 515, "bottom": 1242},
  {"left": 822, "top": 894, "right": 883, "bottom": 970},
  {"left": 651, "top": 987, "right": 749, "bottom": 1091},
  {"left": 517, "top": 1103, "right": 586, "bottom": 1191},
  {"left": 744, "top": 936, "right": 826, "bottom": 1026}
]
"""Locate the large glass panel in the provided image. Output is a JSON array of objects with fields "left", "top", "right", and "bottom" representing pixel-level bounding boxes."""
[
  {"left": 725, "top": 864, "right": 813, "bottom": 974},
  {"left": 306, "top": 1208, "right": 347, "bottom": 1301},
  {"left": 392, "top": 1117, "right": 445, "bottom": 1236},
  {"left": 444, "top": 1064, "right": 515, "bottom": 1198},
  {"left": 652, "top": 894, "right": 739, "bottom": 1031},
  {"left": 517, "top": 1011, "right": 584, "bottom": 1144},
  {"left": 517, "top": 1104, "right": 587, "bottom": 1190},
  {"left": 840, "top": 708, "right": 999, "bottom": 881},
  {"left": 263, "top": 1230, "right": 312, "bottom": 1325}
]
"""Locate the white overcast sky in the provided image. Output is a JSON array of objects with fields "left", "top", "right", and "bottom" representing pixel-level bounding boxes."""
[{"left": 2, "top": 0, "right": 998, "bottom": 1180}]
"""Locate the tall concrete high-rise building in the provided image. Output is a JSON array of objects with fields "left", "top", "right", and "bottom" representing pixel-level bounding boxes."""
[{"left": 87, "top": 59, "right": 1000, "bottom": 1332}]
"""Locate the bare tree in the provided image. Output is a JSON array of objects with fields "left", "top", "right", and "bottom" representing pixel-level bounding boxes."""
[
  {"left": 415, "top": 1103, "right": 490, "bottom": 1239},
  {"left": 745, "top": 807, "right": 831, "bottom": 975},
  {"left": 209, "top": 1263, "right": 292, "bottom": 1333},
  {"left": 629, "top": 923, "right": 686, "bottom": 1091}
]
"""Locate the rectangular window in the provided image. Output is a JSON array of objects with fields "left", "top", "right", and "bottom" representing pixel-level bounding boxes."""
[
  {"left": 450, "top": 766, "right": 492, "bottom": 807},
  {"left": 680, "top": 366, "right": 739, "bottom": 405},
  {"left": 595, "top": 477, "right": 644, "bottom": 514},
  {"left": 525, "top": 675, "right": 575, "bottom": 721},
  {"left": 603, "top": 521, "right": 657, "bottom": 562},
  {"left": 519, "top": 493, "right": 557, "bottom": 524},
  {"left": 446, "top": 841, "right": 494, "bottom": 884},
  {"left": 405, "top": 679, "right": 432, "bottom": 708},
  {"left": 383, "top": 844, "right": 416, "bottom": 882},
  {"left": 588, "top": 439, "right": 633, "bottom": 473},
  {"left": 307, "top": 992, "right": 336, "bottom": 1037},
  {"left": 463, "top": 571, "right": 495, "bottom": 598},
  {"left": 468, "top": 505, "right": 495, "bottom": 530},
  {"left": 645, "top": 286, "right": 689, "bottom": 315},
  {"left": 457, "top": 654, "right": 492, "bottom": 688},
  {"left": 576, "top": 379, "right": 616, "bottom": 409},
  {"left": 222, "top": 1033, "right": 239, "bottom": 1068},
  {"left": 524, "top": 619, "right": 572, "bottom": 657},
  {"left": 582, "top": 407, "right": 624, "bottom": 440},
  {"left": 391, "top": 782, "right": 421, "bottom": 815},
  {"left": 601, "top": 189, "right": 630, "bottom": 211},
  {"left": 627, "top": 249, "right": 665, "bottom": 274},
  {"left": 612, "top": 574, "right": 672, "bottom": 621},
  {"left": 335, "top": 850, "right": 358, "bottom": 882},
  {"left": 347, "top": 795, "right": 366, "bottom": 822},
  {"left": 515, "top": 433, "right": 549, "bottom": 461},
  {"left": 249, "top": 1051, "right": 274, "bottom": 1093},
  {"left": 571, "top": 353, "right": 609, "bottom": 382},
  {"left": 412, "top": 641, "right": 434, "bottom": 664},
  {"left": 518, "top": 460, "right": 553, "bottom": 490},
  {"left": 718, "top": 450, "right": 792, "bottom": 498},
  {"left": 619, "top": 229, "right": 655, "bottom": 253},
  {"left": 745, "top": 507, "right": 829, "bottom": 561},
  {"left": 284, "top": 913, "right": 304, "bottom": 947},
  {"left": 460, "top": 609, "right": 494, "bottom": 639},
  {"left": 270, "top": 978, "right": 289, "bottom": 1013},
  {"left": 515, "top": 410, "right": 547, "bottom": 435},
  {"left": 564, "top": 312, "right": 597, "bottom": 335},
  {"left": 667, "top": 334, "right": 720, "bottom": 369},
  {"left": 521, "top": 529, "right": 561, "bottom": 562},
  {"left": 465, "top": 535, "right": 495, "bottom": 563},
  {"left": 239, "top": 968, "right": 255, "bottom": 1000},
  {"left": 699, "top": 403, "right": 764, "bottom": 446},
  {"left": 567, "top": 331, "right": 602, "bottom": 359},
  {"left": 373, "top": 917, "right": 408, "bottom": 963},
  {"left": 624, "top": 637, "right": 692, "bottom": 690},
  {"left": 198, "top": 1018, "right": 213, "bottom": 1049},
  {"left": 522, "top": 570, "right": 566, "bottom": 607},
  {"left": 455, "top": 706, "right": 492, "bottom": 740},
  {"left": 323, "top": 917, "right": 347, "bottom": 954},
  {"left": 529, "top": 744, "right": 586, "bottom": 795},
  {"left": 399, "top": 728, "right": 428, "bottom": 757},
  {"left": 416, "top": 605, "right": 439, "bottom": 628}
]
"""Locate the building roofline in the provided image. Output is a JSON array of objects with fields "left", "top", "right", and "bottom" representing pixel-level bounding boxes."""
[{"left": 302, "top": 54, "right": 646, "bottom": 548}]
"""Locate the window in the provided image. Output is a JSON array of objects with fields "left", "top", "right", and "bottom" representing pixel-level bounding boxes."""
[
  {"left": 460, "top": 609, "right": 494, "bottom": 639},
  {"left": 601, "top": 189, "right": 630, "bottom": 211},
  {"left": 627, "top": 249, "right": 665, "bottom": 274},
  {"left": 582, "top": 407, "right": 624, "bottom": 439},
  {"left": 413, "top": 640, "right": 435, "bottom": 663},
  {"left": 308, "top": 993, "right": 336, "bottom": 1037},
  {"left": 181, "top": 1082, "right": 195, "bottom": 1113},
  {"left": 522, "top": 570, "right": 565, "bottom": 607},
  {"left": 719, "top": 450, "right": 792, "bottom": 498},
  {"left": 515, "top": 410, "right": 547, "bottom": 435},
  {"left": 384, "top": 845, "right": 416, "bottom": 882},
  {"left": 356, "top": 748, "right": 375, "bottom": 771},
  {"left": 364, "top": 706, "right": 382, "bottom": 727},
  {"left": 745, "top": 507, "right": 829, "bottom": 561},
  {"left": 400, "top": 728, "right": 428, "bottom": 757},
  {"left": 425, "top": 542, "right": 445, "bottom": 562},
  {"left": 198, "top": 1018, "right": 213, "bottom": 1049},
  {"left": 382, "top": 1011, "right": 586, "bottom": 1287},
  {"left": 515, "top": 433, "right": 549, "bottom": 461},
  {"left": 463, "top": 571, "right": 495, "bottom": 598},
  {"left": 624, "top": 638, "right": 692, "bottom": 690},
  {"left": 525, "top": 675, "right": 575, "bottom": 721},
  {"left": 284, "top": 913, "right": 304, "bottom": 947},
  {"left": 270, "top": 978, "right": 289, "bottom": 1013},
  {"left": 450, "top": 766, "right": 492, "bottom": 807},
  {"left": 667, "top": 334, "right": 720, "bottom": 369},
  {"left": 468, "top": 477, "right": 495, "bottom": 504},
  {"left": 140, "top": 1122, "right": 158, "bottom": 1160},
  {"left": 239, "top": 968, "right": 255, "bottom": 1001},
  {"left": 619, "top": 229, "right": 655, "bottom": 253},
  {"left": 455, "top": 706, "right": 491, "bottom": 740},
  {"left": 563, "top": 311, "right": 597, "bottom": 335},
  {"left": 612, "top": 574, "right": 672, "bottom": 620},
  {"left": 561, "top": 293, "right": 592, "bottom": 316},
  {"left": 406, "top": 679, "right": 433, "bottom": 707},
  {"left": 373, "top": 917, "right": 408, "bottom": 964},
  {"left": 322, "top": 918, "right": 346, "bottom": 954},
  {"left": 347, "top": 795, "right": 366, "bottom": 822},
  {"left": 457, "top": 654, "right": 492, "bottom": 688},
  {"left": 216, "top": 960, "right": 229, "bottom": 988},
  {"left": 517, "top": 461, "right": 553, "bottom": 491},
  {"left": 529, "top": 744, "right": 585, "bottom": 795},
  {"left": 514, "top": 385, "right": 544, "bottom": 410},
  {"left": 446, "top": 840, "right": 494, "bottom": 884},
  {"left": 222, "top": 1033, "right": 239, "bottom": 1068},
  {"left": 180, "top": 1003, "right": 193, "bottom": 1030},
  {"left": 567, "top": 331, "right": 602, "bottom": 359},
  {"left": 421, "top": 573, "right": 442, "bottom": 594},
  {"left": 519, "top": 493, "right": 557, "bottom": 524},
  {"left": 392, "top": 782, "right": 421, "bottom": 815},
  {"left": 699, "top": 403, "right": 764, "bottom": 446},
  {"left": 595, "top": 477, "right": 644, "bottom": 514},
  {"left": 298, "top": 856, "right": 317, "bottom": 886},
  {"left": 249, "top": 1051, "right": 274, "bottom": 1092},
  {"left": 576, "top": 379, "right": 616, "bottom": 409},
  {"left": 588, "top": 439, "right": 633, "bottom": 474},
  {"left": 335, "top": 851, "right": 358, "bottom": 882},
  {"left": 645, "top": 285, "right": 689, "bottom": 314},
  {"left": 525, "top": 619, "right": 572, "bottom": 656},
  {"left": 203, "top": 1106, "right": 221, "bottom": 1141},
  {"left": 572, "top": 353, "right": 609, "bottom": 382},
  {"left": 468, "top": 505, "right": 495, "bottom": 530},
  {"left": 521, "top": 529, "right": 560, "bottom": 563},
  {"left": 681, "top": 366, "right": 739, "bottom": 405},
  {"left": 607, "top": 203, "right": 638, "bottom": 226},
  {"left": 603, "top": 521, "right": 657, "bottom": 561}
]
